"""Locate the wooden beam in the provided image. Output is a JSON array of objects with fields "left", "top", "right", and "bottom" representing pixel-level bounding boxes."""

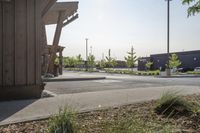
[
  {"left": 52, "top": 11, "right": 65, "bottom": 46},
  {"left": 42, "top": 0, "right": 57, "bottom": 18},
  {"left": 63, "top": 14, "right": 78, "bottom": 27}
]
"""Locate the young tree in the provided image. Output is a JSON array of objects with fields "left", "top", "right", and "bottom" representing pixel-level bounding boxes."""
[
  {"left": 182, "top": 0, "right": 200, "bottom": 16},
  {"left": 168, "top": 54, "right": 182, "bottom": 69},
  {"left": 106, "top": 49, "right": 117, "bottom": 68},
  {"left": 99, "top": 59, "right": 106, "bottom": 69},
  {"left": 87, "top": 54, "right": 95, "bottom": 69},
  {"left": 110, "top": 58, "right": 117, "bottom": 68},
  {"left": 76, "top": 54, "right": 83, "bottom": 66},
  {"left": 145, "top": 61, "right": 153, "bottom": 71},
  {"left": 124, "top": 46, "right": 137, "bottom": 71}
]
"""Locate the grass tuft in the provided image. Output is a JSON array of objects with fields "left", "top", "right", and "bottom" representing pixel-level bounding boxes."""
[
  {"left": 47, "top": 108, "right": 79, "bottom": 133},
  {"left": 102, "top": 115, "right": 174, "bottom": 133},
  {"left": 155, "top": 91, "right": 192, "bottom": 117}
]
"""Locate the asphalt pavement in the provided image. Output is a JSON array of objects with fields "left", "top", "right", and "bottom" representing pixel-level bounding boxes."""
[{"left": 45, "top": 71, "right": 200, "bottom": 94}]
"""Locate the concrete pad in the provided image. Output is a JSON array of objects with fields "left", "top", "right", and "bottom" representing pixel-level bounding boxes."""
[{"left": 0, "top": 86, "right": 200, "bottom": 126}]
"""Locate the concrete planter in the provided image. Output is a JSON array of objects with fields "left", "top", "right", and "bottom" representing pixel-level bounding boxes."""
[{"left": 160, "top": 69, "right": 171, "bottom": 77}]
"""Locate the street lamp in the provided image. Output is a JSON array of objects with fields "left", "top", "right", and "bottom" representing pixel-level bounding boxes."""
[
  {"left": 85, "top": 38, "right": 88, "bottom": 71},
  {"left": 166, "top": 0, "right": 172, "bottom": 76}
]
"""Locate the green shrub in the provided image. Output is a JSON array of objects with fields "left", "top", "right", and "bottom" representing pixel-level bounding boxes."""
[
  {"left": 47, "top": 108, "right": 78, "bottom": 133},
  {"left": 187, "top": 71, "right": 200, "bottom": 75},
  {"left": 155, "top": 91, "right": 192, "bottom": 117},
  {"left": 148, "top": 73, "right": 152, "bottom": 76}
]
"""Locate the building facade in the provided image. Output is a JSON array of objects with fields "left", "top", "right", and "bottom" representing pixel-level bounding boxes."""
[{"left": 138, "top": 50, "right": 200, "bottom": 71}]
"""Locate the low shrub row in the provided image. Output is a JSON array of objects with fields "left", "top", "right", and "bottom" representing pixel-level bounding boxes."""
[
  {"left": 65, "top": 68, "right": 160, "bottom": 76},
  {"left": 64, "top": 68, "right": 98, "bottom": 72},
  {"left": 65, "top": 68, "right": 86, "bottom": 71},
  {"left": 187, "top": 71, "right": 200, "bottom": 75},
  {"left": 104, "top": 69, "right": 160, "bottom": 76}
]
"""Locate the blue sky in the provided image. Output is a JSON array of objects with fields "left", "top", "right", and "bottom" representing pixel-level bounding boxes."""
[{"left": 46, "top": 0, "right": 200, "bottom": 60}]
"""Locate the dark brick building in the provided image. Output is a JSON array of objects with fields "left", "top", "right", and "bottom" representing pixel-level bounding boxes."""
[{"left": 138, "top": 50, "right": 200, "bottom": 71}]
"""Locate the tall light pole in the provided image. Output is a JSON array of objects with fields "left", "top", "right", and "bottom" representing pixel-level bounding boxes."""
[
  {"left": 85, "top": 38, "right": 88, "bottom": 71},
  {"left": 166, "top": 0, "right": 172, "bottom": 76}
]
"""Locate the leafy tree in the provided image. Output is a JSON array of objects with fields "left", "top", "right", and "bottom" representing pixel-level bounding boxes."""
[
  {"left": 110, "top": 58, "right": 117, "bottom": 68},
  {"left": 87, "top": 54, "right": 95, "bottom": 68},
  {"left": 145, "top": 61, "right": 153, "bottom": 71},
  {"left": 106, "top": 49, "right": 117, "bottom": 68},
  {"left": 63, "top": 57, "right": 77, "bottom": 67},
  {"left": 168, "top": 54, "right": 182, "bottom": 69},
  {"left": 182, "top": 0, "right": 200, "bottom": 16},
  {"left": 124, "top": 46, "right": 137, "bottom": 71},
  {"left": 99, "top": 59, "right": 106, "bottom": 69},
  {"left": 76, "top": 54, "right": 83, "bottom": 66}
]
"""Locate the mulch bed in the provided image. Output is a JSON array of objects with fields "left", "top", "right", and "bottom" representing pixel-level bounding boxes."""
[{"left": 0, "top": 94, "right": 200, "bottom": 133}]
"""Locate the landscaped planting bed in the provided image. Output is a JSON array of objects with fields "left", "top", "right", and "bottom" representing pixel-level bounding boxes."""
[
  {"left": 0, "top": 94, "right": 200, "bottom": 133},
  {"left": 65, "top": 67, "right": 160, "bottom": 76}
]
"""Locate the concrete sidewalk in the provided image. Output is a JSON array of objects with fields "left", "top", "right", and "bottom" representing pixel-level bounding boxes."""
[
  {"left": 42, "top": 72, "right": 106, "bottom": 82},
  {"left": 0, "top": 86, "right": 200, "bottom": 126}
]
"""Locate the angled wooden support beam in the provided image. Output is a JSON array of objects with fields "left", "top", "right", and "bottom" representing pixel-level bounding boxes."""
[
  {"left": 52, "top": 11, "right": 65, "bottom": 46},
  {"left": 42, "top": 0, "right": 57, "bottom": 18},
  {"left": 63, "top": 14, "right": 79, "bottom": 27},
  {"left": 48, "top": 11, "right": 65, "bottom": 74}
]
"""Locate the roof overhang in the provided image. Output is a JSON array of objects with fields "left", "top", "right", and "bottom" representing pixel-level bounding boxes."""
[{"left": 43, "top": 2, "right": 78, "bottom": 25}]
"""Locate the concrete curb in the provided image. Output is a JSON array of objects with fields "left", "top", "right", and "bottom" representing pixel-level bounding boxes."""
[
  {"left": 156, "top": 75, "right": 200, "bottom": 78},
  {"left": 0, "top": 100, "right": 154, "bottom": 126},
  {"left": 43, "top": 77, "right": 106, "bottom": 82}
]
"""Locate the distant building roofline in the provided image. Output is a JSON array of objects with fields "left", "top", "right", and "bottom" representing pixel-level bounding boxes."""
[{"left": 151, "top": 50, "right": 200, "bottom": 57}]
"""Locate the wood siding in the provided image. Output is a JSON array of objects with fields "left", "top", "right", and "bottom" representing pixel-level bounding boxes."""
[
  {"left": 0, "top": 0, "right": 42, "bottom": 87},
  {"left": 2, "top": 1, "right": 15, "bottom": 86},
  {"left": 0, "top": 2, "right": 2, "bottom": 86}
]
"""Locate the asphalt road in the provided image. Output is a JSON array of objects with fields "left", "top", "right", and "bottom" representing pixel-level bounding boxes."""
[{"left": 45, "top": 71, "right": 200, "bottom": 95}]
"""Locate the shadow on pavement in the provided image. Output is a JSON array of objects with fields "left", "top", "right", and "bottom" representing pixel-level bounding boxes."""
[{"left": 0, "top": 99, "right": 37, "bottom": 124}]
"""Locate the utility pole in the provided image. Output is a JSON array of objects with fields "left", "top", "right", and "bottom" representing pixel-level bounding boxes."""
[
  {"left": 166, "top": 0, "right": 172, "bottom": 76},
  {"left": 85, "top": 38, "right": 88, "bottom": 71}
]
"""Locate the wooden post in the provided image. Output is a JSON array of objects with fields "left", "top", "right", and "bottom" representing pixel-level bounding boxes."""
[{"left": 59, "top": 50, "right": 63, "bottom": 75}]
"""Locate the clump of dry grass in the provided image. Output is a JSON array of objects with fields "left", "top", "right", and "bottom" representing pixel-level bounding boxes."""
[{"left": 155, "top": 91, "right": 192, "bottom": 117}]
